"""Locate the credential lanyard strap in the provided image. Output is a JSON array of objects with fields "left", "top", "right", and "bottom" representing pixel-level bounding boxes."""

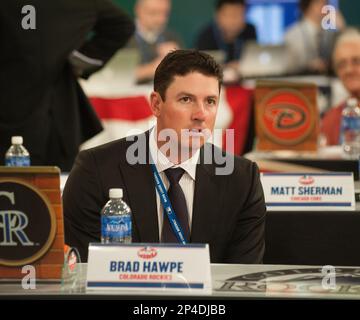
[{"left": 151, "top": 163, "right": 187, "bottom": 244}]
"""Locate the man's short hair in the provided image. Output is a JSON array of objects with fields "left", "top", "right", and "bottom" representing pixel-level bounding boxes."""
[
  {"left": 216, "top": 0, "right": 245, "bottom": 11},
  {"left": 299, "top": 0, "right": 323, "bottom": 14},
  {"left": 154, "top": 49, "right": 223, "bottom": 100},
  {"left": 333, "top": 28, "right": 360, "bottom": 66},
  {"left": 334, "top": 27, "right": 360, "bottom": 51}
]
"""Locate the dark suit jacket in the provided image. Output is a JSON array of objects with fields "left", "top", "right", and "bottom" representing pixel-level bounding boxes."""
[
  {"left": 63, "top": 131, "right": 266, "bottom": 263},
  {"left": 0, "top": 0, "right": 134, "bottom": 171}
]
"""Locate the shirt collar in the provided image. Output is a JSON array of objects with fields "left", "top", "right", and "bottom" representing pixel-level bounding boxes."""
[
  {"left": 149, "top": 126, "right": 199, "bottom": 181},
  {"left": 136, "top": 20, "right": 162, "bottom": 44}
]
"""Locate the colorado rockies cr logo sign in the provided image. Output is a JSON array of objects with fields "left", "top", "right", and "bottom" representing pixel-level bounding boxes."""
[{"left": 0, "top": 180, "right": 56, "bottom": 266}]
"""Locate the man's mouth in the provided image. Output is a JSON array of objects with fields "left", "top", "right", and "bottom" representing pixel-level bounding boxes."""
[{"left": 188, "top": 128, "right": 204, "bottom": 135}]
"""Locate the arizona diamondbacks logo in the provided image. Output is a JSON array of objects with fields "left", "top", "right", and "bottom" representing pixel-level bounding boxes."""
[
  {"left": 0, "top": 181, "right": 56, "bottom": 266},
  {"left": 258, "top": 89, "right": 315, "bottom": 146}
]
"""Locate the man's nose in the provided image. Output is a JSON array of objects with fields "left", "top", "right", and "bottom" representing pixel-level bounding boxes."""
[
  {"left": 343, "top": 60, "right": 354, "bottom": 74},
  {"left": 192, "top": 103, "right": 207, "bottom": 121}
]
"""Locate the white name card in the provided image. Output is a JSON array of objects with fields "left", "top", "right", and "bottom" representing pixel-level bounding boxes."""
[
  {"left": 86, "top": 243, "right": 212, "bottom": 294},
  {"left": 260, "top": 172, "right": 355, "bottom": 211}
]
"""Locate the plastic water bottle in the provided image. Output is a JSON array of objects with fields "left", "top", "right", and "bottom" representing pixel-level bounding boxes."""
[
  {"left": 5, "top": 136, "right": 31, "bottom": 166},
  {"left": 341, "top": 98, "right": 360, "bottom": 158},
  {"left": 101, "top": 188, "right": 132, "bottom": 244}
]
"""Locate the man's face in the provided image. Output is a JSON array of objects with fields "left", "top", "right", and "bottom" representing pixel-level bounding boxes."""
[
  {"left": 150, "top": 72, "right": 220, "bottom": 156},
  {"left": 216, "top": 4, "right": 245, "bottom": 42},
  {"left": 334, "top": 41, "right": 360, "bottom": 98},
  {"left": 306, "top": 0, "right": 327, "bottom": 23},
  {"left": 136, "top": 0, "right": 171, "bottom": 33}
]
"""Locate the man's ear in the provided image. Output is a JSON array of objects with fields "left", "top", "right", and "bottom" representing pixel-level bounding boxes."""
[{"left": 150, "top": 91, "right": 163, "bottom": 117}]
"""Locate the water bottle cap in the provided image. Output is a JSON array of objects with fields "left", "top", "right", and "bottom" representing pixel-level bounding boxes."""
[
  {"left": 348, "top": 98, "right": 358, "bottom": 107},
  {"left": 11, "top": 136, "right": 23, "bottom": 145},
  {"left": 109, "top": 188, "right": 123, "bottom": 199}
]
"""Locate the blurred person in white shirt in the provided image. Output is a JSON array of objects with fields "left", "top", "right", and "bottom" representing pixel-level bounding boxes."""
[{"left": 284, "top": 0, "right": 345, "bottom": 74}]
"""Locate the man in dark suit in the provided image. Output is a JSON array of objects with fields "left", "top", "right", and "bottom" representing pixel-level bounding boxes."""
[
  {"left": 63, "top": 49, "right": 266, "bottom": 263},
  {"left": 0, "top": 0, "right": 134, "bottom": 171},
  {"left": 195, "top": 0, "right": 257, "bottom": 63}
]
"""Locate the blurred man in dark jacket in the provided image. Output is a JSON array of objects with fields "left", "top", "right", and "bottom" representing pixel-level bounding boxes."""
[
  {"left": 195, "top": 0, "right": 257, "bottom": 63},
  {"left": 0, "top": 0, "right": 134, "bottom": 171}
]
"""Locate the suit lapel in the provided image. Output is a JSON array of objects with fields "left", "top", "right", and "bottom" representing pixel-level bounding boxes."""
[
  {"left": 191, "top": 148, "right": 226, "bottom": 243},
  {"left": 118, "top": 131, "right": 159, "bottom": 242}
]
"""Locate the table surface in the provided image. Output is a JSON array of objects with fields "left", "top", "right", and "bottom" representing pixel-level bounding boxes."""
[{"left": 1, "top": 264, "right": 360, "bottom": 300}]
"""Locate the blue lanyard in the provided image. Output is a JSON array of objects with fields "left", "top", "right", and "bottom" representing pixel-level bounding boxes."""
[{"left": 150, "top": 163, "right": 187, "bottom": 244}]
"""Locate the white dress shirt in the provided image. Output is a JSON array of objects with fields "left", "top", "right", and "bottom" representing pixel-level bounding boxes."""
[
  {"left": 149, "top": 127, "right": 200, "bottom": 239},
  {"left": 284, "top": 18, "right": 321, "bottom": 71}
]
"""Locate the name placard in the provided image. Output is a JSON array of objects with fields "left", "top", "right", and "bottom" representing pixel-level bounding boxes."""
[
  {"left": 260, "top": 172, "right": 355, "bottom": 211},
  {"left": 86, "top": 243, "right": 212, "bottom": 294}
]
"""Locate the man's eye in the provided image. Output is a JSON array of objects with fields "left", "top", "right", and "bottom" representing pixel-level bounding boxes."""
[
  {"left": 207, "top": 98, "right": 216, "bottom": 105},
  {"left": 336, "top": 61, "right": 346, "bottom": 70},
  {"left": 180, "top": 96, "right": 191, "bottom": 103},
  {"left": 353, "top": 57, "right": 360, "bottom": 66}
]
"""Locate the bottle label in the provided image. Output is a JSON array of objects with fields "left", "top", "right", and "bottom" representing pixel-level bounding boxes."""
[
  {"left": 5, "top": 156, "right": 31, "bottom": 167},
  {"left": 342, "top": 116, "right": 360, "bottom": 131},
  {"left": 101, "top": 215, "right": 132, "bottom": 239},
  {"left": 340, "top": 116, "right": 360, "bottom": 145}
]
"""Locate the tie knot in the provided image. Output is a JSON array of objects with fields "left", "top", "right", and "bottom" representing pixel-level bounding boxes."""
[{"left": 165, "top": 168, "right": 184, "bottom": 185}]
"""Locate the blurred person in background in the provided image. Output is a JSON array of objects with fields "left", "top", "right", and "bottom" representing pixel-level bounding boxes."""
[
  {"left": 284, "top": 0, "right": 345, "bottom": 74},
  {"left": 195, "top": 0, "right": 257, "bottom": 64},
  {"left": 321, "top": 28, "right": 360, "bottom": 145},
  {"left": 0, "top": 0, "right": 134, "bottom": 172},
  {"left": 132, "top": 0, "right": 182, "bottom": 83}
]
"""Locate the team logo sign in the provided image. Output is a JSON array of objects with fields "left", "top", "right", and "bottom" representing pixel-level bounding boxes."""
[
  {"left": 0, "top": 180, "right": 56, "bottom": 266},
  {"left": 258, "top": 89, "right": 315, "bottom": 145}
]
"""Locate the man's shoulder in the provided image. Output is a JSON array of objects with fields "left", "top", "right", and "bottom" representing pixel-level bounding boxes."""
[
  {"left": 324, "top": 102, "right": 345, "bottom": 118},
  {"left": 83, "top": 135, "right": 130, "bottom": 153},
  {"left": 321, "top": 102, "right": 345, "bottom": 129},
  {"left": 202, "top": 143, "right": 256, "bottom": 176},
  {"left": 241, "top": 23, "right": 257, "bottom": 39},
  {"left": 78, "top": 131, "right": 148, "bottom": 163},
  {"left": 284, "top": 21, "right": 303, "bottom": 39}
]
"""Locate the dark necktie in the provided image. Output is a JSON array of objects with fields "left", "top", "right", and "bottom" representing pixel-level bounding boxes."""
[{"left": 161, "top": 168, "right": 190, "bottom": 243}]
